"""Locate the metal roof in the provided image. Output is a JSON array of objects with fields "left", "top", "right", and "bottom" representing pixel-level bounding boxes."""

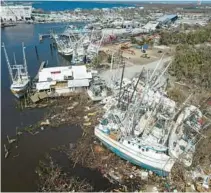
[
  {"left": 38, "top": 65, "right": 92, "bottom": 82},
  {"left": 68, "top": 79, "right": 89, "bottom": 88},
  {"left": 157, "top": 15, "right": 177, "bottom": 23}
]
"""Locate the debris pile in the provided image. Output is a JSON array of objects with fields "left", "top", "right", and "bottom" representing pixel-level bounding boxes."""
[
  {"left": 43, "top": 93, "right": 98, "bottom": 128},
  {"left": 36, "top": 155, "right": 93, "bottom": 192}
]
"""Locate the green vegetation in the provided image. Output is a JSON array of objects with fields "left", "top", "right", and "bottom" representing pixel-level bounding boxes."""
[
  {"left": 160, "top": 25, "right": 211, "bottom": 45},
  {"left": 107, "top": 54, "right": 112, "bottom": 63},
  {"left": 89, "top": 55, "right": 103, "bottom": 68},
  {"left": 169, "top": 44, "right": 211, "bottom": 89},
  {"left": 130, "top": 37, "right": 137, "bottom": 44},
  {"left": 130, "top": 36, "right": 154, "bottom": 48}
]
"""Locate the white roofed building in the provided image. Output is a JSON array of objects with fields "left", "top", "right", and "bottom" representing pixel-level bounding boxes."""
[
  {"left": 143, "top": 21, "right": 159, "bottom": 32},
  {"left": 36, "top": 66, "right": 93, "bottom": 94},
  {"left": 0, "top": 5, "right": 32, "bottom": 22}
]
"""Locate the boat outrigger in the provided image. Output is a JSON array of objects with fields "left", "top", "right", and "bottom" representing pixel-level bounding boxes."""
[{"left": 2, "top": 43, "right": 30, "bottom": 98}]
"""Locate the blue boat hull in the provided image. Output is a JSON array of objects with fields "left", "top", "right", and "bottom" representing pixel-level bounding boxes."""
[{"left": 98, "top": 137, "right": 169, "bottom": 177}]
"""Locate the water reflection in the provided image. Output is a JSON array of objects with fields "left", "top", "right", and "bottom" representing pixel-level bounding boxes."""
[{"left": 2, "top": 24, "right": 35, "bottom": 45}]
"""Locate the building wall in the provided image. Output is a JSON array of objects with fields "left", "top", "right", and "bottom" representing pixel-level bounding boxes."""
[{"left": 0, "top": 5, "right": 32, "bottom": 21}]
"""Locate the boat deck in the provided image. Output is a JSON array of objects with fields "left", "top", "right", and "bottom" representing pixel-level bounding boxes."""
[{"left": 108, "top": 130, "right": 120, "bottom": 141}]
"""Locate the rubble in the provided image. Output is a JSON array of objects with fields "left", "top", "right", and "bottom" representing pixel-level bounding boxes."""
[
  {"left": 4, "top": 144, "right": 9, "bottom": 159},
  {"left": 36, "top": 155, "right": 94, "bottom": 192},
  {"left": 7, "top": 135, "right": 16, "bottom": 144},
  {"left": 40, "top": 119, "right": 50, "bottom": 126}
]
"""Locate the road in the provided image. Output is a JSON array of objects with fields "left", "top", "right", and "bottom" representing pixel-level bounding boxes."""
[{"left": 99, "top": 56, "right": 172, "bottom": 84}]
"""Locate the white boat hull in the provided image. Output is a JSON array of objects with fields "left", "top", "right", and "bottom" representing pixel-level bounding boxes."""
[
  {"left": 95, "top": 127, "right": 175, "bottom": 176},
  {"left": 10, "top": 80, "right": 29, "bottom": 99},
  {"left": 87, "top": 90, "right": 104, "bottom": 101},
  {"left": 58, "top": 49, "right": 73, "bottom": 56}
]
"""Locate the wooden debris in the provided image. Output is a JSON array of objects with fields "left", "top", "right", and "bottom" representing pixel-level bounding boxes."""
[
  {"left": 4, "top": 144, "right": 9, "bottom": 159},
  {"left": 7, "top": 135, "right": 16, "bottom": 144}
]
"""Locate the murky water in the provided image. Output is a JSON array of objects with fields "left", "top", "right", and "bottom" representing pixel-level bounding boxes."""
[{"left": 1, "top": 23, "right": 108, "bottom": 191}]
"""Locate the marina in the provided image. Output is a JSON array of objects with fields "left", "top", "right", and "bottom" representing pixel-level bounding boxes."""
[{"left": 1, "top": 1, "right": 211, "bottom": 192}]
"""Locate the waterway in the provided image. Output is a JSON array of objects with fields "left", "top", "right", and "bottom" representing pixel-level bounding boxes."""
[{"left": 1, "top": 23, "right": 111, "bottom": 191}]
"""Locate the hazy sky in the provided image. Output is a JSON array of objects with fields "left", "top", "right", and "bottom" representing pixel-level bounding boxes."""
[{"left": 5, "top": 0, "right": 209, "bottom": 1}]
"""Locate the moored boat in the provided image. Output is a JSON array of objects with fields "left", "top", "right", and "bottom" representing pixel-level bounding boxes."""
[{"left": 2, "top": 42, "right": 30, "bottom": 98}]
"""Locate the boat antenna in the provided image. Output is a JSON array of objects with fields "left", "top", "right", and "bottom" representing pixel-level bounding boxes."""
[
  {"left": 2, "top": 43, "right": 14, "bottom": 82},
  {"left": 13, "top": 53, "right": 17, "bottom": 65},
  {"left": 22, "top": 42, "right": 28, "bottom": 77}
]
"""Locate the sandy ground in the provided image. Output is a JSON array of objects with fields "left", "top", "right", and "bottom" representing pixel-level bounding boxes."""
[{"left": 100, "top": 43, "right": 172, "bottom": 66}]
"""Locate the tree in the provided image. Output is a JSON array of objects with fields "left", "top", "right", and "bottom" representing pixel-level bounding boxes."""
[
  {"left": 169, "top": 44, "right": 211, "bottom": 89},
  {"left": 130, "top": 37, "right": 137, "bottom": 44}
]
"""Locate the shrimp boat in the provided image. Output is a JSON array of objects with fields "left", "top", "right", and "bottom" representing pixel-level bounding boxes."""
[
  {"left": 95, "top": 58, "right": 177, "bottom": 176},
  {"left": 51, "top": 32, "right": 73, "bottom": 56},
  {"left": 95, "top": 83, "right": 176, "bottom": 176},
  {"left": 95, "top": 54, "right": 209, "bottom": 176},
  {"left": 95, "top": 92, "right": 174, "bottom": 176},
  {"left": 2, "top": 43, "right": 30, "bottom": 98}
]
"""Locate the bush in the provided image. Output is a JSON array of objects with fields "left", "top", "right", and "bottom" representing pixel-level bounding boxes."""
[{"left": 169, "top": 44, "right": 211, "bottom": 89}]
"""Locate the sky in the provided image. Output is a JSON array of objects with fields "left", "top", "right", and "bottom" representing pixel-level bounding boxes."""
[
  {"left": 4, "top": 0, "right": 211, "bottom": 2},
  {"left": 4, "top": 0, "right": 210, "bottom": 1}
]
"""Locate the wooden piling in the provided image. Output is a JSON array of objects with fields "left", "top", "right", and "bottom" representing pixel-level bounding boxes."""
[
  {"left": 50, "top": 43, "right": 53, "bottom": 57},
  {"left": 35, "top": 46, "right": 40, "bottom": 61}
]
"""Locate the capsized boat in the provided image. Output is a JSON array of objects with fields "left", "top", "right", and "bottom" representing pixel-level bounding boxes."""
[
  {"left": 2, "top": 42, "right": 30, "bottom": 98},
  {"left": 169, "top": 105, "right": 203, "bottom": 167}
]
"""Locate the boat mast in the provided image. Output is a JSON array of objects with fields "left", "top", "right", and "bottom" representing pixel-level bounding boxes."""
[
  {"left": 22, "top": 42, "right": 28, "bottom": 77},
  {"left": 13, "top": 53, "right": 17, "bottom": 65},
  {"left": 129, "top": 67, "right": 145, "bottom": 103},
  {"left": 149, "top": 54, "right": 165, "bottom": 84},
  {"left": 2, "top": 43, "right": 14, "bottom": 82},
  {"left": 110, "top": 52, "right": 115, "bottom": 86},
  {"left": 152, "top": 60, "right": 172, "bottom": 88}
]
